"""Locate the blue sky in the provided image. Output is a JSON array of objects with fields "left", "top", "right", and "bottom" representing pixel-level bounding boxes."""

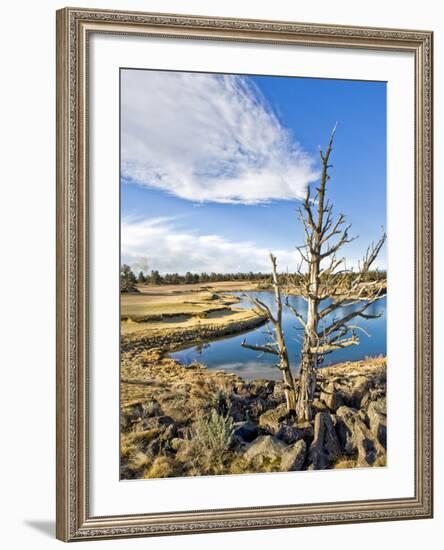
[{"left": 121, "top": 69, "right": 386, "bottom": 274}]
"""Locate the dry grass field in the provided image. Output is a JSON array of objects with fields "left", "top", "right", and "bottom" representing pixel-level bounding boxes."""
[{"left": 121, "top": 282, "right": 263, "bottom": 335}]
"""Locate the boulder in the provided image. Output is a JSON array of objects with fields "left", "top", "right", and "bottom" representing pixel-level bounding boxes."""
[
  {"left": 336, "top": 406, "right": 385, "bottom": 467},
  {"left": 258, "top": 403, "right": 288, "bottom": 432},
  {"left": 275, "top": 422, "right": 313, "bottom": 445},
  {"left": 367, "top": 398, "right": 387, "bottom": 448},
  {"left": 120, "top": 402, "right": 147, "bottom": 431},
  {"left": 227, "top": 396, "right": 248, "bottom": 422},
  {"left": 360, "top": 388, "right": 381, "bottom": 409},
  {"left": 308, "top": 412, "right": 341, "bottom": 469},
  {"left": 233, "top": 422, "right": 261, "bottom": 444},
  {"left": 280, "top": 440, "right": 307, "bottom": 471},
  {"left": 272, "top": 382, "right": 287, "bottom": 402},
  {"left": 339, "top": 376, "right": 370, "bottom": 409},
  {"left": 248, "top": 397, "right": 268, "bottom": 420},
  {"left": 250, "top": 379, "right": 275, "bottom": 398},
  {"left": 244, "top": 435, "right": 287, "bottom": 467},
  {"left": 319, "top": 381, "right": 344, "bottom": 412}
]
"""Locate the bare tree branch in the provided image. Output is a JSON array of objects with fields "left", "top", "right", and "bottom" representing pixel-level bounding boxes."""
[
  {"left": 240, "top": 339, "right": 278, "bottom": 356},
  {"left": 319, "top": 297, "right": 383, "bottom": 340},
  {"left": 311, "top": 333, "right": 359, "bottom": 354},
  {"left": 242, "top": 293, "right": 276, "bottom": 324},
  {"left": 285, "top": 297, "right": 306, "bottom": 329}
]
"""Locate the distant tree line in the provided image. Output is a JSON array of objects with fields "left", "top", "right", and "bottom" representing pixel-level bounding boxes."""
[
  {"left": 129, "top": 267, "right": 271, "bottom": 286},
  {"left": 120, "top": 263, "right": 386, "bottom": 291}
]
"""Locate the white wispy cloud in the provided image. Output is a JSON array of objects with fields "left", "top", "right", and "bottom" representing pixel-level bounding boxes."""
[
  {"left": 121, "top": 70, "right": 319, "bottom": 204},
  {"left": 121, "top": 217, "right": 301, "bottom": 274}
]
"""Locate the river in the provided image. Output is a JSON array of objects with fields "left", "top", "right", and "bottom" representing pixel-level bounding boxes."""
[{"left": 171, "top": 291, "right": 386, "bottom": 381}]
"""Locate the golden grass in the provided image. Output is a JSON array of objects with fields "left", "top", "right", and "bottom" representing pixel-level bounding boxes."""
[
  {"left": 120, "top": 283, "right": 261, "bottom": 332},
  {"left": 121, "top": 306, "right": 262, "bottom": 335},
  {"left": 121, "top": 300, "right": 225, "bottom": 320},
  {"left": 144, "top": 456, "right": 181, "bottom": 479}
]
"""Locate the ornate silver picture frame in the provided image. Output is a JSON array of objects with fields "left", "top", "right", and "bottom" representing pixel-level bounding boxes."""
[{"left": 56, "top": 7, "right": 433, "bottom": 542}]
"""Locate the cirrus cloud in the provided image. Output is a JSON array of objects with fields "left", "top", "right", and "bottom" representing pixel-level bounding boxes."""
[{"left": 121, "top": 70, "right": 319, "bottom": 204}]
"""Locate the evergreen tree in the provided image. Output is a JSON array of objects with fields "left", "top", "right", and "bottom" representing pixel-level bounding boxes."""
[{"left": 120, "top": 264, "right": 138, "bottom": 293}]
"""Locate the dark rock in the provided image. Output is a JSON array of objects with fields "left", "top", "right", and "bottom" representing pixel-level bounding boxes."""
[
  {"left": 339, "top": 376, "right": 370, "bottom": 409},
  {"left": 275, "top": 422, "right": 314, "bottom": 445},
  {"left": 233, "top": 422, "right": 260, "bottom": 444},
  {"left": 272, "top": 382, "right": 287, "bottom": 402},
  {"left": 367, "top": 398, "right": 387, "bottom": 448},
  {"left": 161, "top": 423, "right": 177, "bottom": 441},
  {"left": 150, "top": 415, "right": 175, "bottom": 429},
  {"left": 248, "top": 397, "right": 269, "bottom": 420},
  {"left": 275, "top": 425, "right": 299, "bottom": 444},
  {"left": 258, "top": 403, "right": 288, "bottom": 432},
  {"left": 336, "top": 406, "right": 385, "bottom": 466},
  {"left": 146, "top": 438, "right": 162, "bottom": 457},
  {"left": 312, "top": 399, "right": 329, "bottom": 413},
  {"left": 281, "top": 440, "right": 307, "bottom": 471},
  {"left": 228, "top": 396, "right": 248, "bottom": 422},
  {"left": 319, "top": 381, "right": 344, "bottom": 412},
  {"left": 250, "top": 379, "right": 275, "bottom": 397},
  {"left": 308, "top": 412, "right": 341, "bottom": 469},
  {"left": 120, "top": 403, "right": 145, "bottom": 431}
]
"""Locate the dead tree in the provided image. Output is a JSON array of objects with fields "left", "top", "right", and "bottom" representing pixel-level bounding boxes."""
[
  {"left": 241, "top": 125, "right": 386, "bottom": 421},
  {"left": 241, "top": 253, "right": 297, "bottom": 413},
  {"left": 289, "top": 124, "right": 386, "bottom": 421}
]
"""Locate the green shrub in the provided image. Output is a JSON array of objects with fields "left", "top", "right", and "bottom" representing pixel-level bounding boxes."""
[{"left": 193, "top": 409, "right": 234, "bottom": 455}]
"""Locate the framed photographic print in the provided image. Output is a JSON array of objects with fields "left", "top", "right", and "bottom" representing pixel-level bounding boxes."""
[{"left": 56, "top": 7, "right": 433, "bottom": 542}]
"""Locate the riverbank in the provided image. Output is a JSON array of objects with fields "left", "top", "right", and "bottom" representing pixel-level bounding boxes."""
[
  {"left": 121, "top": 282, "right": 267, "bottom": 352},
  {"left": 120, "top": 353, "right": 386, "bottom": 478}
]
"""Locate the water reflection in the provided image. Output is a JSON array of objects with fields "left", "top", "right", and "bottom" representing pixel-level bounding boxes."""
[{"left": 172, "top": 292, "right": 386, "bottom": 381}]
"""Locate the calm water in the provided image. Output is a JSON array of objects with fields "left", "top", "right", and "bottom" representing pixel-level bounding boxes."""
[{"left": 171, "top": 292, "right": 387, "bottom": 381}]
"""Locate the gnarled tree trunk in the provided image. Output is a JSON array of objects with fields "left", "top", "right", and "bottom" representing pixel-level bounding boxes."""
[{"left": 242, "top": 253, "right": 297, "bottom": 415}]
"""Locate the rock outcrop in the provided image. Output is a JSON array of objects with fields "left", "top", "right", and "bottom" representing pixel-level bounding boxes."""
[
  {"left": 336, "top": 405, "right": 385, "bottom": 467},
  {"left": 308, "top": 412, "right": 341, "bottom": 469},
  {"left": 120, "top": 353, "right": 387, "bottom": 479}
]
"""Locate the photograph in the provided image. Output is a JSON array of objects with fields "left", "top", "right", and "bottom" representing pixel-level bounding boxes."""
[
  {"left": 119, "top": 69, "right": 388, "bottom": 480},
  {"left": 0, "top": 0, "right": 437, "bottom": 546}
]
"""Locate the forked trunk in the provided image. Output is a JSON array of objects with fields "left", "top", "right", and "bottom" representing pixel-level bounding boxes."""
[{"left": 296, "top": 245, "right": 320, "bottom": 421}]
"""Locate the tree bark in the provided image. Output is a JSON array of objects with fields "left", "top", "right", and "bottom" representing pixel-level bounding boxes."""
[
  {"left": 295, "top": 352, "right": 317, "bottom": 421},
  {"left": 295, "top": 127, "right": 332, "bottom": 421},
  {"left": 241, "top": 253, "right": 298, "bottom": 415},
  {"left": 271, "top": 253, "right": 298, "bottom": 415},
  {"left": 295, "top": 252, "right": 320, "bottom": 421}
]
